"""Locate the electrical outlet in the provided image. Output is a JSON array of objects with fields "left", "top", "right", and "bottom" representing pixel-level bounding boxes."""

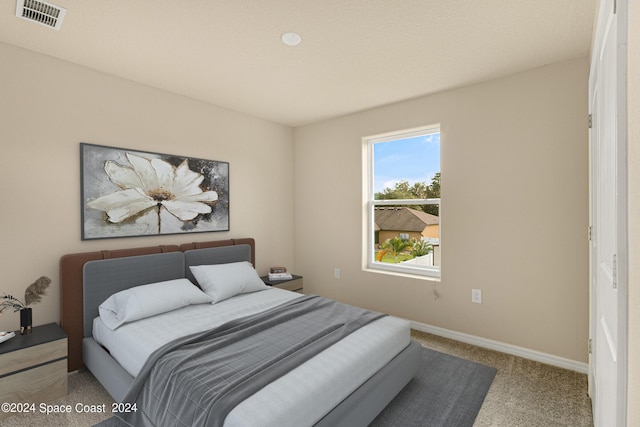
[
  {"left": 334, "top": 268, "right": 341, "bottom": 279},
  {"left": 472, "top": 289, "right": 482, "bottom": 304}
]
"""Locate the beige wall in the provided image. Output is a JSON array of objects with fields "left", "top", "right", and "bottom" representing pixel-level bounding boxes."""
[
  {"left": 0, "top": 42, "right": 295, "bottom": 332},
  {"left": 627, "top": 0, "right": 639, "bottom": 424},
  {"left": 294, "top": 58, "right": 590, "bottom": 363}
]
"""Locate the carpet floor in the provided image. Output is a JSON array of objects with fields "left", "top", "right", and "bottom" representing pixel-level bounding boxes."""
[{"left": 412, "top": 330, "right": 593, "bottom": 426}]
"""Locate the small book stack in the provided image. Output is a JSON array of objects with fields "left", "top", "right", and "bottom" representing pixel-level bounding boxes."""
[{"left": 268, "top": 266, "right": 292, "bottom": 281}]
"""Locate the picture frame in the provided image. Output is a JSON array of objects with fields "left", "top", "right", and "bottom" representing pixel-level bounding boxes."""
[{"left": 80, "top": 143, "right": 229, "bottom": 240}]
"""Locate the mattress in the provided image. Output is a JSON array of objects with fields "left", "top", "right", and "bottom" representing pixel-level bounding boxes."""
[{"left": 92, "top": 287, "right": 410, "bottom": 427}]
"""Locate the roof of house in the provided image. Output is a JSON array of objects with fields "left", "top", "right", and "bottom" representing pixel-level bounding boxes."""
[{"left": 374, "top": 207, "right": 439, "bottom": 232}]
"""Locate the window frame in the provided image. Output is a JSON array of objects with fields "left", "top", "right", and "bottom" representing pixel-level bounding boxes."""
[{"left": 363, "top": 125, "right": 441, "bottom": 279}]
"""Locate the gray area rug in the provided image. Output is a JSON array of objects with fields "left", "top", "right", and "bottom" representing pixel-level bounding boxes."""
[
  {"left": 370, "top": 347, "right": 497, "bottom": 426},
  {"left": 94, "top": 347, "right": 496, "bottom": 427}
]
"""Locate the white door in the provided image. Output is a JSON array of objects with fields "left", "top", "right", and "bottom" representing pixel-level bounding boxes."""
[{"left": 589, "top": 0, "right": 627, "bottom": 425}]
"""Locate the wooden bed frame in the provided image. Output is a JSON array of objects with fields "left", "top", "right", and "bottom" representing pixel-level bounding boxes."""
[{"left": 59, "top": 237, "right": 421, "bottom": 427}]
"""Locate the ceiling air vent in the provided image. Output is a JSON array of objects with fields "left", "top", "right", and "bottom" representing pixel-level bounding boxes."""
[{"left": 16, "top": 0, "right": 66, "bottom": 30}]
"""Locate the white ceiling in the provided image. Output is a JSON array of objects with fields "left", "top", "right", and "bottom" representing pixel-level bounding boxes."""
[{"left": 0, "top": 0, "right": 596, "bottom": 127}]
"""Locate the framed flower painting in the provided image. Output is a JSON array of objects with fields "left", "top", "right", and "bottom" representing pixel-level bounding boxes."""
[{"left": 81, "top": 143, "right": 229, "bottom": 240}]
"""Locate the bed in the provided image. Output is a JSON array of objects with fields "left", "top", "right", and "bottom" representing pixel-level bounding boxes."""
[{"left": 60, "top": 238, "right": 421, "bottom": 427}]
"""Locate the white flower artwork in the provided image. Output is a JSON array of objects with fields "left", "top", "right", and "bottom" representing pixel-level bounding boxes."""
[{"left": 81, "top": 143, "right": 229, "bottom": 239}]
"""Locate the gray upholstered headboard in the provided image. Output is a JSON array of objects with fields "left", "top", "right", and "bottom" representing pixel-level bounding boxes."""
[{"left": 82, "top": 244, "right": 253, "bottom": 339}]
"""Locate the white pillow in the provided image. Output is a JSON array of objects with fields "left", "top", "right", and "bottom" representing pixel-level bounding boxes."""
[
  {"left": 99, "top": 278, "right": 212, "bottom": 330},
  {"left": 190, "top": 261, "right": 269, "bottom": 304}
]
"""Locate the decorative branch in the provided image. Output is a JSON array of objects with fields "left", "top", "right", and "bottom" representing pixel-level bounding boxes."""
[
  {"left": 0, "top": 294, "right": 25, "bottom": 314},
  {"left": 24, "top": 276, "right": 51, "bottom": 306},
  {"left": 1, "top": 276, "right": 51, "bottom": 315}
]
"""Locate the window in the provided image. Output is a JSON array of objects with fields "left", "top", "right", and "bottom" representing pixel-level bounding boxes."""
[{"left": 364, "top": 125, "right": 441, "bottom": 279}]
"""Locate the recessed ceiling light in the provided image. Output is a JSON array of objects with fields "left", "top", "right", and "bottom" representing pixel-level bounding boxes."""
[{"left": 281, "top": 32, "right": 302, "bottom": 46}]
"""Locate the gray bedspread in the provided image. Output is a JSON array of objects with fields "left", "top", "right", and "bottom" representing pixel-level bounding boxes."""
[{"left": 117, "top": 294, "right": 386, "bottom": 427}]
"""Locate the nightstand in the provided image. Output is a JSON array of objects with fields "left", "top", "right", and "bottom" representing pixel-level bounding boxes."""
[
  {"left": 261, "top": 274, "right": 304, "bottom": 293},
  {"left": 0, "top": 323, "right": 68, "bottom": 418}
]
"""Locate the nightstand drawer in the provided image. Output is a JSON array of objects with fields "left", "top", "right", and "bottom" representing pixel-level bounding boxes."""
[
  {"left": 0, "top": 338, "right": 67, "bottom": 377},
  {"left": 0, "top": 359, "right": 67, "bottom": 404},
  {"left": 273, "top": 277, "right": 303, "bottom": 292},
  {"left": 0, "top": 322, "right": 68, "bottom": 418}
]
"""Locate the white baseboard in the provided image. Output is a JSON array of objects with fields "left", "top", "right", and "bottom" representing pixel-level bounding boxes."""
[{"left": 408, "top": 319, "right": 589, "bottom": 374}]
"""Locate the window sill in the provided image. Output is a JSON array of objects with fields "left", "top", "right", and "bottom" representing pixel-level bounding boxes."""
[{"left": 364, "top": 264, "right": 440, "bottom": 282}]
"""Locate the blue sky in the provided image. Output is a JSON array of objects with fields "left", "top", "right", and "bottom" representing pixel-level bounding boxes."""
[{"left": 373, "top": 133, "right": 440, "bottom": 193}]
